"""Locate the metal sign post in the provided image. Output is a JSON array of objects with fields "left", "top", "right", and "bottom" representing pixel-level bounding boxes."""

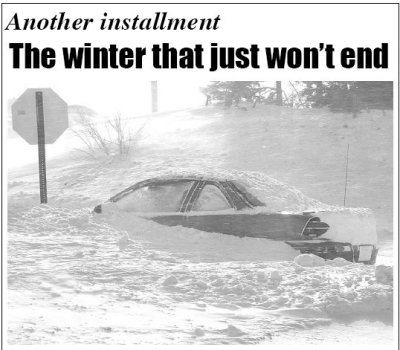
[
  {"left": 35, "top": 91, "right": 48, "bottom": 204},
  {"left": 12, "top": 88, "right": 68, "bottom": 204}
]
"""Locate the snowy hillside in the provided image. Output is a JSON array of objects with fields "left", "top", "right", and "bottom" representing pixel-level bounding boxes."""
[
  {"left": 7, "top": 104, "right": 393, "bottom": 344},
  {"left": 9, "top": 105, "right": 393, "bottom": 228}
]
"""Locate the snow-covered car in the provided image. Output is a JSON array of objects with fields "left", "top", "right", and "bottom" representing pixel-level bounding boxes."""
[{"left": 93, "top": 176, "right": 378, "bottom": 264}]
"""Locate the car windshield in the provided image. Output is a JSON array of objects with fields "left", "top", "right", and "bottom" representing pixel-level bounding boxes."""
[{"left": 115, "top": 181, "right": 194, "bottom": 212}]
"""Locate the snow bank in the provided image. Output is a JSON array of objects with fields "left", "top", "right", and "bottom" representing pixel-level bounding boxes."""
[
  {"left": 318, "top": 209, "right": 377, "bottom": 245},
  {"left": 375, "top": 265, "right": 393, "bottom": 285},
  {"left": 96, "top": 210, "right": 299, "bottom": 262},
  {"left": 8, "top": 204, "right": 393, "bottom": 345},
  {"left": 294, "top": 254, "right": 352, "bottom": 268},
  {"left": 162, "top": 275, "right": 178, "bottom": 286},
  {"left": 59, "top": 208, "right": 392, "bottom": 322},
  {"left": 328, "top": 257, "right": 352, "bottom": 267},
  {"left": 294, "top": 254, "right": 326, "bottom": 267},
  {"left": 98, "top": 167, "right": 377, "bottom": 250}
]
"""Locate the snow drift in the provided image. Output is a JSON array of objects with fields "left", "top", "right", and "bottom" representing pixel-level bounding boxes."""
[{"left": 7, "top": 105, "right": 392, "bottom": 344}]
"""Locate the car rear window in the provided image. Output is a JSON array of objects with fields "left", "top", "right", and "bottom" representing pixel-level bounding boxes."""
[{"left": 230, "top": 181, "right": 266, "bottom": 207}]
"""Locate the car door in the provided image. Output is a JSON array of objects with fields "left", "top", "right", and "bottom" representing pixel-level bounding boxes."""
[
  {"left": 114, "top": 179, "right": 199, "bottom": 227},
  {"left": 182, "top": 181, "right": 237, "bottom": 233},
  {"left": 149, "top": 180, "right": 201, "bottom": 227},
  {"left": 183, "top": 181, "right": 309, "bottom": 240}
]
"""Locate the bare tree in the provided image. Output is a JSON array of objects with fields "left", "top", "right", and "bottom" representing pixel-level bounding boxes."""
[
  {"left": 71, "top": 114, "right": 110, "bottom": 158},
  {"left": 72, "top": 113, "right": 145, "bottom": 159},
  {"left": 107, "top": 114, "right": 132, "bottom": 155}
]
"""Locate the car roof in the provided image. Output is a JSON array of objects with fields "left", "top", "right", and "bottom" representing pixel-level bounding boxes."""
[
  {"left": 140, "top": 175, "right": 231, "bottom": 183},
  {"left": 109, "top": 175, "right": 267, "bottom": 210},
  {"left": 109, "top": 175, "right": 246, "bottom": 204}
]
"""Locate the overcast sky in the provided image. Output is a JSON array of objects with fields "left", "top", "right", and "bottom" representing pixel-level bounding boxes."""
[{"left": 7, "top": 80, "right": 286, "bottom": 120}]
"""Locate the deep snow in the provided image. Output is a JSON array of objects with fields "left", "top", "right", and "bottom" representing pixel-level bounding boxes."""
[
  {"left": 7, "top": 105, "right": 394, "bottom": 345},
  {"left": 7, "top": 205, "right": 393, "bottom": 344}
]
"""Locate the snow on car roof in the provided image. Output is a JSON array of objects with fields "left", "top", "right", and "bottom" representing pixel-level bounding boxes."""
[
  {"left": 139, "top": 174, "right": 231, "bottom": 183},
  {"left": 111, "top": 167, "right": 334, "bottom": 212},
  {"left": 108, "top": 166, "right": 373, "bottom": 214}
]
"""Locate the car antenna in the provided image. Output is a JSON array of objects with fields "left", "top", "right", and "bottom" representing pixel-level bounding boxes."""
[{"left": 343, "top": 144, "right": 350, "bottom": 207}]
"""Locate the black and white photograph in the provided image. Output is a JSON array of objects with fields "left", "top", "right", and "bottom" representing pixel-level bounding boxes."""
[{"left": 1, "top": 2, "right": 398, "bottom": 348}]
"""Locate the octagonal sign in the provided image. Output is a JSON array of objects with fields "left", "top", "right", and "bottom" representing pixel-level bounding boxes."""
[{"left": 12, "top": 88, "right": 68, "bottom": 144}]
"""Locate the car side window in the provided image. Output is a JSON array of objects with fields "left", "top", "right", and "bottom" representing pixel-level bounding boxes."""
[
  {"left": 192, "top": 184, "right": 231, "bottom": 211},
  {"left": 115, "top": 181, "right": 194, "bottom": 213}
]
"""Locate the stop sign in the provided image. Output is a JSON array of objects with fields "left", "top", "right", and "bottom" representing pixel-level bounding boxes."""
[{"left": 12, "top": 88, "right": 68, "bottom": 144}]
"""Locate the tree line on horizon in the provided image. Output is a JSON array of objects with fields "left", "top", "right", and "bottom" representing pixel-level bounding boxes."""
[{"left": 201, "top": 81, "right": 393, "bottom": 116}]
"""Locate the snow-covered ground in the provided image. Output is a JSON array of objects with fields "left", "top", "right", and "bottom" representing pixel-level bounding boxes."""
[{"left": 7, "top": 105, "right": 394, "bottom": 345}]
